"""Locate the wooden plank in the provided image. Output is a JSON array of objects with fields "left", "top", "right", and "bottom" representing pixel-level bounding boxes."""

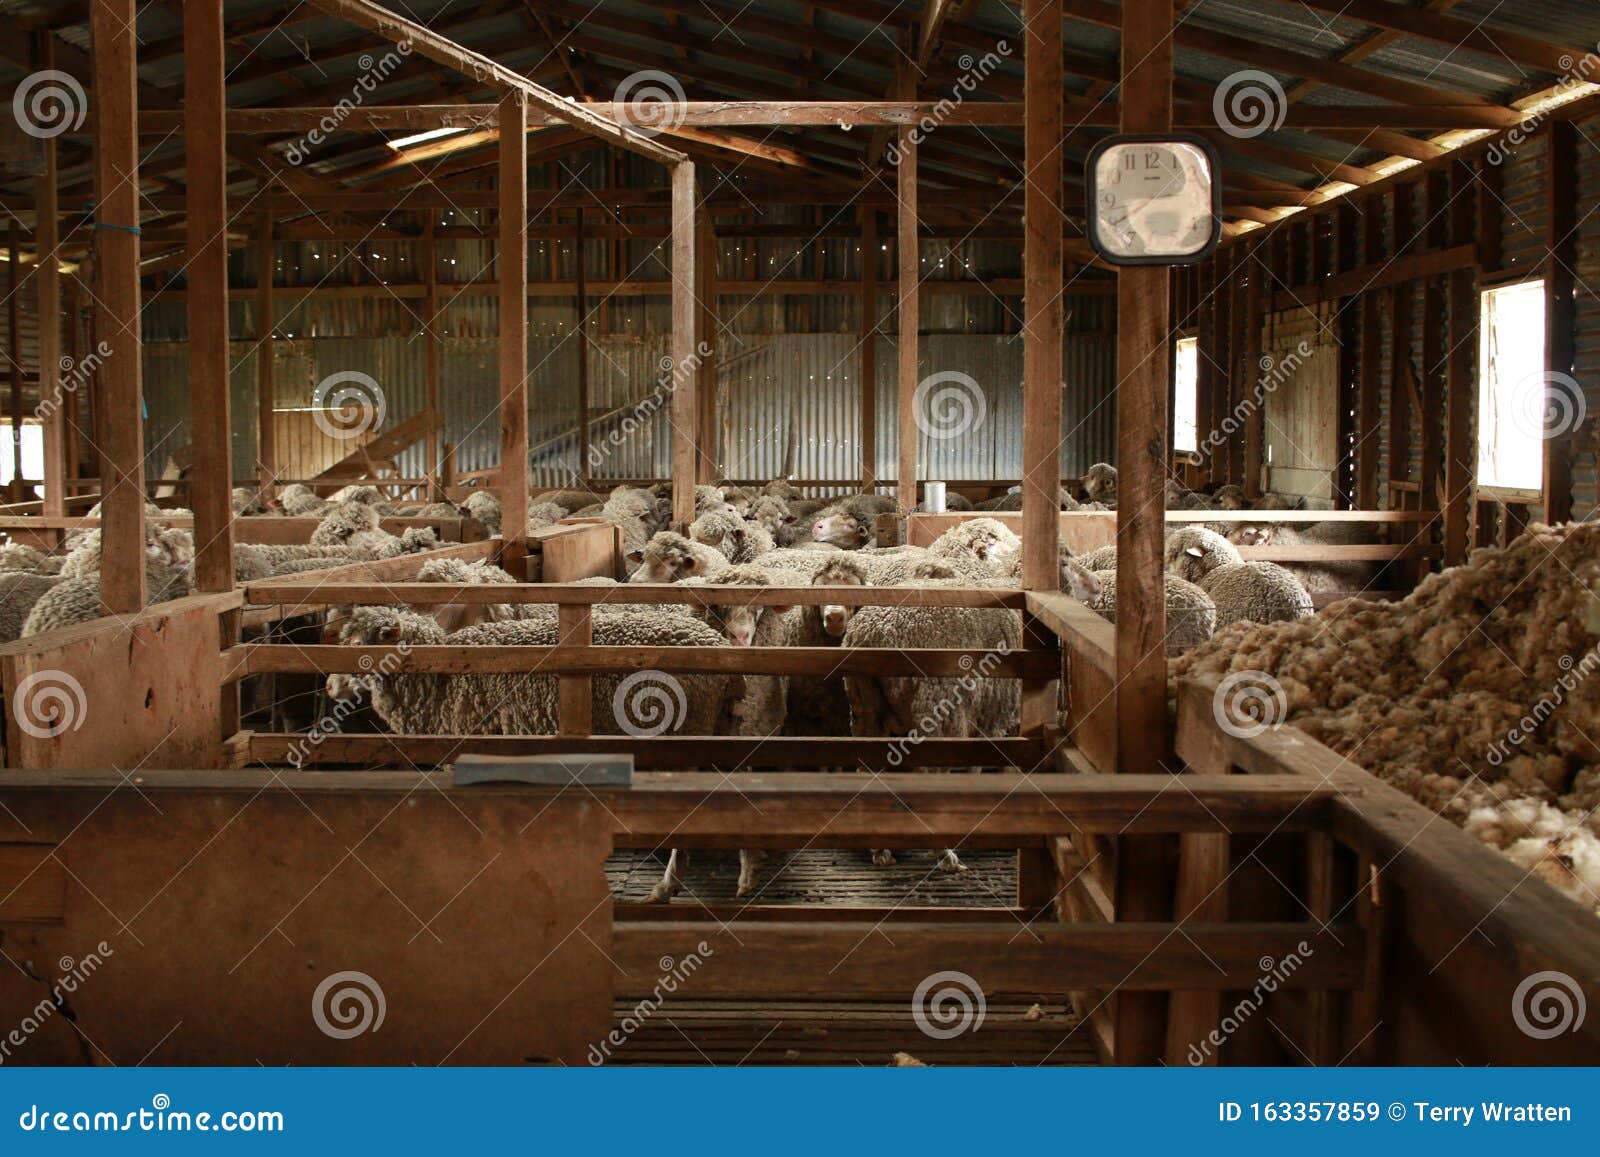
[
  {"left": 1115, "top": 0, "right": 1178, "bottom": 1069},
  {"left": 228, "top": 643, "right": 1063, "bottom": 679},
  {"left": 90, "top": 0, "right": 146, "bottom": 614},
  {"left": 1242, "top": 238, "right": 1265, "bottom": 498},
  {"left": 241, "top": 581, "right": 1028, "bottom": 608},
  {"left": 1356, "top": 194, "right": 1385, "bottom": 509},
  {"left": 1544, "top": 120, "right": 1577, "bottom": 524},
  {"left": 1265, "top": 244, "right": 1476, "bottom": 312},
  {"left": 256, "top": 215, "right": 276, "bottom": 495},
  {"left": 498, "top": 93, "right": 529, "bottom": 543},
  {"left": 860, "top": 206, "right": 878, "bottom": 492},
  {"left": 1420, "top": 171, "right": 1447, "bottom": 514},
  {"left": 557, "top": 605, "right": 592, "bottom": 736},
  {"left": 539, "top": 521, "right": 619, "bottom": 581},
  {"left": 695, "top": 204, "right": 718, "bottom": 484},
  {"left": 906, "top": 510, "right": 1118, "bottom": 556},
  {"left": 186, "top": 0, "right": 234, "bottom": 593},
  {"left": 670, "top": 162, "right": 699, "bottom": 527},
  {"left": 896, "top": 126, "right": 919, "bottom": 515},
  {"left": 614, "top": 921, "right": 1361, "bottom": 998},
  {"left": 35, "top": 31, "right": 63, "bottom": 521},
  {"left": 0, "top": 843, "right": 66, "bottom": 922},
  {"left": 422, "top": 219, "right": 440, "bottom": 481},
  {"left": 1443, "top": 159, "right": 1475, "bottom": 564}
]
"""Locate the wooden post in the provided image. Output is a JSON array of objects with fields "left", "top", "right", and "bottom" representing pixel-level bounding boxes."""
[
  {"left": 1544, "top": 120, "right": 1577, "bottom": 525},
  {"left": 557, "top": 605, "right": 593, "bottom": 735},
  {"left": 422, "top": 217, "right": 440, "bottom": 485},
  {"left": 498, "top": 92, "right": 530, "bottom": 544},
  {"left": 36, "top": 29, "right": 63, "bottom": 519},
  {"left": 1242, "top": 238, "right": 1265, "bottom": 499},
  {"left": 256, "top": 214, "right": 276, "bottom": 497},
  {"left": 860, "top": 206, "right": 878, "bottom": 492},
  {"left": 695, "top": 204, "right": 718, "bottom": 484},
  {"left": 1356, "top": 195, "right": 1384, "bottom": 510},
  {"left": 1443, "top": 159, "right": 1475, "bottom": 564},
  {"left": 574, "top": 209, "right": 590, "bottom": 482},
  {"left": 669, "top": 161, "right": 699, "bottom": 528},
  {"left": 896, "top": 126, "right": 919, "bottom": 514},
  {"left": 186, "top": 0, "right": 234, "bottom": 593},
  {"left": 63, "top": 276, "right": 81, "bottom": 496},
  {"left": 91, "top": 0, "right": 146, "bottom": 614},
  {"left": 7, "top": 221, "right": 21, "bottom": 499},
  {"left": 1113, "top": 0, "right": 1177, "bottom": 1068},
  {"left": 1388, "top": 187, "right": 1414, "bottom": 496}
]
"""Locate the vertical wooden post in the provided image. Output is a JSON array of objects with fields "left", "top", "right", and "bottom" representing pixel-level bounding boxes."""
[
  {"left": 91, "top": 0, "right": 145, "bottom": 614},
  {"left": 574, "top": 208, "right": 590, "bottom": 482},
  {"left": 8, "top": 221, "right": 21, "bottom": 499},
  {"left": 1114, "top": 0, "right": 1177, "bottom": 1068},
  {"left": 63, "top": 276, "right": 81, "bottom": 497},
  {"left": 256, "top": 213, "right": 276, "bottom": 497},
  {"left": 1242, "top": 238, "right": 1265, "bottom": 499},
  {"left": 1544, "top": 120, "right": 1577, "bottom": 525},
  {"left": 498, "top": 92, "right": 530, "bottom": 543},
  {"left": 1356, "top": 195, "right": 1384, "bottom": 510},
  {"left": 1443, "top": 159, "right": 1475, "bottom": 564},
  {"left": 557, "top": 605, "right": 593, "bottom": 736},
  {"left": 1388, "top": 187, "right": 1414, "bottom": 496},
  {"left": 36, "top": 29, "right": 63, "bottom": 519},
  {"left": 896, "top": 126, "right": 919, "bottom": 514},
  {"left": 860, "top": 206, "right": 878, "bottom": 492},
  {"left": 186, "top": 0, "right": 233, "bottom": 593},
  {"left": 696, "top": 204, "right": 718, "bottom": 484},
  {"left": 669, "top": 161, "right": 699, "bottom": 528},
  {"left": 1420, "top": 172, "right": 1446, "bottom": 516},
  {"left": 422, "top": 217, "right": 440, "bottom": 486}
]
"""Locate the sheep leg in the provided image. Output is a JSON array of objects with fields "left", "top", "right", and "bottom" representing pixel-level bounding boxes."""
[
  {"left": 736, "top": 849, "right": 767, "bottom": 898},
  {"left": 871, "top": 849, "right": 896, "bottom": 867},
  {"left": 644, "top": 849, "right": 686, "bottom": 904},
  {"left": 937, "top": 848, "right": 969, "bottom": 874}
]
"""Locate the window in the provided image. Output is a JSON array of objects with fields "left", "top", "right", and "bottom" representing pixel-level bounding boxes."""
[
  {"left": 1478, "top": 281, "right": 1547, "bottom": 494},
  {"left": 0, "top": 421, "right": 43, "bottom": 496},
  {"left": 1173, "top": 336, "right": 1199, "bottom": 453}
]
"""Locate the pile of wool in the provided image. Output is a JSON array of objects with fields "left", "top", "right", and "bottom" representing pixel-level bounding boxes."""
[{"left": 1171, "top": 522, "right": 1600, "bottom": 907}]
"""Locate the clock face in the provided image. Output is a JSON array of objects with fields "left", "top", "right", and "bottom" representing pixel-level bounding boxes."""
[{"left": 1086, "top": 137, "right": 1220, "bottom": 264}]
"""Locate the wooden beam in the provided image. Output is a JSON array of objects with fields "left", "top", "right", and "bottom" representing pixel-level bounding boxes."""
[
  {"left": 1356, "top": 194, "right": 1384, "bottom": 509},
  {"left": 695, "top": 203, "right": 718, "bottom": 485},
  {"left": 1022, "top": 0, "right": 1062, "bottom": 591},
  {"left": 573, "top": 210, "right": 590, "bottom": 481},
  {"left": 896, "top": 126, "right": 919, "bottom": 515},
  {"left": 91, "top": 0, "right": 146, "bottom": 615},
  {"left": 1113, "top": 0, "right": 1177, "bottom": 1069},
  {"left": 498, "top": 93, "right": 529, "bottom": 544},
  {"left": 860, "top": 206, "right": 878, "bottom": 492},
  {"left": 1279, "top": 0, "right": 1582, "bottom": 74},
  {"left": 422, "top": 218, "right": 440, "bottom": 481},
  {"left": 301, "top": 0, "right": 686, "bottom": 165},
  {"left": 670, "top": 161, "right": 699, "bottom": 528},
  {"left": 7, "top": 222, "right": 19, "bottom": 501},
  {"left": 1443, "top": 160, "right": 1475, "bottom": 564},
  {"left": 186, "top": 0, "right": 234, "bottom": 594},
  {"left": 36, "top": 32, "right": 63, "bottom": 519},
  {"left": 1545, "top": 120, "right": 1577, "bottom": 525},
  {"left": 255, "top": 215, "right": 276, "bottom": 497}
]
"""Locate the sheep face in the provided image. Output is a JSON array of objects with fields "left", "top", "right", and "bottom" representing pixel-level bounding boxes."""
[
  {"left": 1229, "top": 524, "right": 1273, "bottom": 547},
  {"left": 812, "top": 511, "right": 870, "bottom": 549},
  {"left": 628, "top": 534, "right": 710, "bottom": 583},
  {"left": 811, "top": 562, "right": 866, "bottom": 637},
  {"left": 1061, "top": 557, "right": 1103, "bottom": 603},
  {"left": 710, "top": 602, "right": 765, "bottom": 647}
]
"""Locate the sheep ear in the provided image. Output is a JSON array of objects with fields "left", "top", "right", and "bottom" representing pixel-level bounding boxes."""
[
  {"left": 683, "top": 556, "right": 698, "bottom": 570},
  {"left": 626, "top": 549, "right": 644, "bottom": 563},
  {"left": 1185, "top": 545, "right": 1204, "bottom": 558},
  {"left": 783, "top": 514, "right": 797, "bottom": 524},
  {"left": 377, "top": 623, "right": 402, "bottom": 644}
]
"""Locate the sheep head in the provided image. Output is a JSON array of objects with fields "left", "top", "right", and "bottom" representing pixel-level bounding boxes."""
[
  {"left": 1229, "top": 524, "right": 1273, "bottom": 547},
  {"left": 629, "top": 532, "right": 710, "bottom": 583},
  {"left": 701, "top": 565, "right": 784, "bottom": 646},
  {"left": 811, "top": 555, "right": 868, "bottom": 638},
  {"left": 811, "top": 510, "right": 870, "bottom": 549},
  {"left": 326, "top": 606, "right": 442, "bottom": 702}
]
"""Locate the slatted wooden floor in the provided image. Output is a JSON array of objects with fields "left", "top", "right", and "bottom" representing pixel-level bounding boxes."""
[
  {"left": 603, "top": 999, "right": 1099, "bottom": 1065},
  {"left": 608, "top": 848, "right": 1020, "bottom": 906}
]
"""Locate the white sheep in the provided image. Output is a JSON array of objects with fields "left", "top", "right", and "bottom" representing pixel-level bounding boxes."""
[
  {"left": 1086, "top": 570, "right": 1217, "bottom": 655},
  {"left": 689, "top": 510, "right": 776, "bottom": 564},
  {"left": 1198, "top": 561, "right": 1314, "bottom": 627},
  {"left": 0, "top": 572, "right": 64, "bottom": 641},
  {"left": 1165, "top": 525, "right": 1243, "bottom": 585},
  {"left": 627, "top": 531, "right": 730, "bottom": 583}
]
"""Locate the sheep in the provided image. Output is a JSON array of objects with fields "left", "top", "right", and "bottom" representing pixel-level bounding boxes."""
[
  {"left": 327, "top": 484, "right": 385, "bottom": 506},
  {"left": 696, "top": 484, "right": 739, "bottom": 519},
  {"left": 602, "top": 488, "right": 667, "bottom": 557},
  {"left": 528, "top": 501, "right": 566, "bottom": 532},
  {"left": 1226, "top": 519, "right": 1379, "bottom": 593},
  {"left": 719, "top": 485, "right": 758, "bottom": 516},
  {"left": 231, "top": 486, "right": 277, "bottom": 516},
  {"left": 569, "top": 503, "right": 604, "bottom": 518},
  {"left": 1086, "top": 571, "right": 1217, "bottom": 655},
  {"left": 1081, "top": 462, "right": 1117, "bottom": 504},
  {"left": 22, "top": 557, "right": 191, "bottom": 637},
  {"left": 58, "top": 525, "right": 192, "bottom": 580},
  {"left": 530, "top": 488, "right": 599, "bottom": 514},
  {"left": 394, "top": 501, "right": 464, "bottom": 520},
  {"left": 688, "top": 510, "right": 775, "bottom": 564},
  {"left": 974, "top": 487, "right": 1080, "bottom": 512},
  {"left": 399, "top": 527, "right": 441, "bottom": 554},
  {"left": 1164, "top": 525, "right": 1243, "bottom": 585},
  {"left": 410, "top": 555, "right": 531, "bottom": 630},
  {"left": 626, "top": 531, "right": 730, "bottom": 583},
  {"left": 0, "top": 544, "right": 63, "bottom": 574},
  {"left": 462, "top": 490, "right": 502, "bottom": 535},
  {"left": 1198, "top": 561, "right": 1314, "bottom": 627},
  {"left": 0, "top": 572, "right": 64, "bottom": 641},
  {"left": 309, "top": 501, "right": 404, "bottom": 559},
  {"left": 1078, "top": 545, "right": 1117, "bottom": 574},
  {"left": 748, "top": 495, "right": 793, "bottom": 538},
  {"left": 1210, "top": 484, "right": 1248, "bottom": 510},
  {"left": 762, "top": 479, "right": 804, "bottom": 502},
  {"left": 781, "top": 557, "right": 861, "bottom": 739},
  {"left": 944, "top": 492, "right": 974, "bottom": 512},
  {"left": 808, "top": 493, "right": 897, "bottom": 549},
  {"left": 925, "top": 517, "right": 1022, "bottom": 578},
  {"left": 278, "top": 484, "right": 329, "bottom": 516},
  {"left": 1253, "top": 491, "right": 1302, "bottom": 511}
]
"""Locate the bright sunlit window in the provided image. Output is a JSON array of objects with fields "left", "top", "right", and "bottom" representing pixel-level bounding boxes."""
[
  {"left": 1478, "top": 281, "right": 1547, "bottom": 493},
  {"left": 1174, "top": 336, "right": 1199, "bottom": 453},
  {"left": 0, "top": 421, "right": 42, "bottom": 495}
]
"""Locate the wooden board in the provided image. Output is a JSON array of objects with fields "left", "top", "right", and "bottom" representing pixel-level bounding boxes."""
[
  {"left": 908, "top": 511, "right": 1117, "bottom": 557},
  {"left": 0, "top": 786, "right": 613, "bottom": 1064}
]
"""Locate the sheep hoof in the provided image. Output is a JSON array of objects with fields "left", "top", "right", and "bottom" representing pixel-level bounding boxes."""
[
  {"left": 936, "top": 850, "right": 969, "bottom": 874},
  {"left": 871, "top": 849, "right": 896, "bottom": 867},
  {"left": 643, "top": 882, "right": 678, "bottom": 904}
]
